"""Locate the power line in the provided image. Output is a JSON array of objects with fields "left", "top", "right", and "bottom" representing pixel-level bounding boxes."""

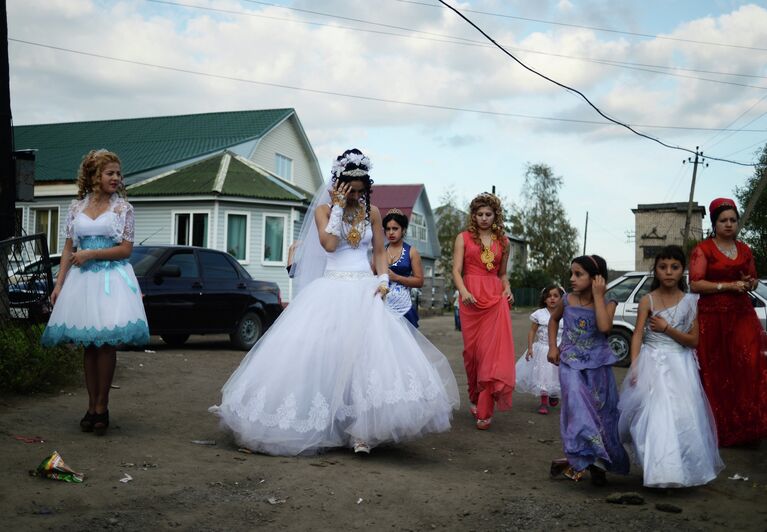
[
  {"left": 703, "top": 93, "right": 767, "bottom": 148},
  {"left": 722, "top": 136, "right": 767, "bottom": 158},
  {"left": 396, "top": 0, "right": 767, "bottom": 52},
  {"left": 435, "top": 0, "right": 757, "bottom": 167},
  {"left": 12, "top": 37, "right": 767, "bottom": 137},
  {"left": 148, "top": 0, "right": 767, "bottom": 92}
]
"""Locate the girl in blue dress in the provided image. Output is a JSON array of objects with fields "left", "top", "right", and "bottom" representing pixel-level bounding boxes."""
[
  {"left": 42, "top": 150, "right": 149, "bottom": 435},
  {"left": 547, "top": 255, "right": 629, "bottom": 484},
  {"left": 382, "top": 209, "right": 423, "bottom": 328}
]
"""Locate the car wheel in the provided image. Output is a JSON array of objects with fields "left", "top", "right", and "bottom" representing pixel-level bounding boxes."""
[
  {"left": 161, "top": 334, "right": 190, "bottom": 347},
  {"left": 230, "top": 311, "right": 262, "bottom": 350},
  {"left": 608, "top": 328, "right": 632, "bottom": 367}
]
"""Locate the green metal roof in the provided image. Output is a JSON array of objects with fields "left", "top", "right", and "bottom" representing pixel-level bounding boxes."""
[
  {"left": 14, "top": 109, "right": 295, "bottom": 182},
  {"left": 128, "top": 151, "right": 311, "bottom": 202}
]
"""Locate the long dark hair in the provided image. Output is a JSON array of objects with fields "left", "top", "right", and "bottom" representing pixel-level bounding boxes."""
[
  {"left": 649, "top": 245, "right": 688, "bottom": 291},
  {"left": 538, "top": 284, "right": 564, "bottom": 308},
  {"left": 382, "top": 211, "right": 409, "bottom": 233},
  {"left": 571, "top": 254, "right": 608, "bottom": 279},
  {"left": 331, "top": 148, "right": 373, "bottom": 222}
]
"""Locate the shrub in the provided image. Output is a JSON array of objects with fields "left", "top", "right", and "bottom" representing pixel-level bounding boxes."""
[{"left": 0, "top": 324, "right": 81, "bottom": 394}]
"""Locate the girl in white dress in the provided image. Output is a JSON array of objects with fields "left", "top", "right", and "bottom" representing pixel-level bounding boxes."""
[
  {"left": 618, "top": 245, "right": 723, "bottom": 488},
  {"left": 42, "top": 150, "right": 149, "bottom": 435},
  {"left": 212, "top": 149, "right": 459, "bottom": 456},
  {"left": 515, "top": 285, "right": 563, "bottom": 414}
]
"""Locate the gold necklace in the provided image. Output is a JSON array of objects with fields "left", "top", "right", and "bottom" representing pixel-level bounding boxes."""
[
  {"left": 341, "top": 205, "right": 366, "bottom": 248},
  {"left": 479, "top": 233, "right": 498, "bottom": 271}
]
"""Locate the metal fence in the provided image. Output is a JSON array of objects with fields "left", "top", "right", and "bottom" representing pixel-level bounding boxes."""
[{"left": 0, "top": 233, "right": 54, "bottom": 335}]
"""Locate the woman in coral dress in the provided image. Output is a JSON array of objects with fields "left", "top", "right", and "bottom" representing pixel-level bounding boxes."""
[
  {"left": 690, "top": 197, "right": 767, "bottom": 446},
  {"left": 452, "top": 193, "right": 515, "bottom": 430}
]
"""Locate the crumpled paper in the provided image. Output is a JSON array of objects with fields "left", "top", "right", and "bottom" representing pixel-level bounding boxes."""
[{"left": 30, "top": 451, "right": 84, "bottom": 483}]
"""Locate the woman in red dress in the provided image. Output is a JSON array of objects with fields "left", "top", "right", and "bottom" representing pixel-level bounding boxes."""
[
  {"left": 690, "top": 197, "right": 767, "bottom": 446},
  {"left": 452, "top": 193, "right": 515, "bottom": 430}
]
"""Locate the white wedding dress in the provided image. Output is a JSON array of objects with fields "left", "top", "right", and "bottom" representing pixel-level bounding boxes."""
[
  {"left": 618, "top": 293, "right": 724, "bottom": 487},
  {"left": 212, "top": 223, "right": 459, "bottom": 456}
]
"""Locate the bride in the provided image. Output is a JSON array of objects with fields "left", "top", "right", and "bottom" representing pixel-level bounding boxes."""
[{"left": 211, "top": 149, "right": 459, "bottom": 456}]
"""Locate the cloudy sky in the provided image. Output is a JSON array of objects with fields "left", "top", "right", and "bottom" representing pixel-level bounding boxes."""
[{"left": 9, "top": 0, "right": 767, "bottom": 270}]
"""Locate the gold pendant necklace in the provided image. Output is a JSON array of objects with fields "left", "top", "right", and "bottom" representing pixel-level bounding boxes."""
[
  {"left": 342, "top": 205, "right": 366, "bottom": 248},
  {"left": 479, "top": 234, "right": 497, "bottom": 271}
]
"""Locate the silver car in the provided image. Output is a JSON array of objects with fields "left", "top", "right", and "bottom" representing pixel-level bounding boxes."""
[{"left": 606, "top": 273, "right": 767, "bottom": 365}]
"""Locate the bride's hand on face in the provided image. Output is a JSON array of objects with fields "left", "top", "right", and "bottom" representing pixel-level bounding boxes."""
[{"left": 330, "top": 181, "right": 352, "bottom": 207}]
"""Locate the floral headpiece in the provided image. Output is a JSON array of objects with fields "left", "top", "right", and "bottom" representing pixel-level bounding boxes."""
[{"left": 331, "top": 151, "right": 373, "bottom": 178}]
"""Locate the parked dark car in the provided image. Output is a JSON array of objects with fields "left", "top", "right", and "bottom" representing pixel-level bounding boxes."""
[
  {"left": 5, "top": 254, "right": 61, "bottom": 321},
  {"left": 129, "top": 246, "right": 282, "bottom": 349}
]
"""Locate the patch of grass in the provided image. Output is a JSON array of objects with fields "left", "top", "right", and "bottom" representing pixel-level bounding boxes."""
[{"left": 0, "top": 323, "right": 82, "bottom": 394}]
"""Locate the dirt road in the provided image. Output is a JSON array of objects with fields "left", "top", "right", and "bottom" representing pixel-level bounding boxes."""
[{"left": 1, "top": 312, "right": 766, "bottom": 531}]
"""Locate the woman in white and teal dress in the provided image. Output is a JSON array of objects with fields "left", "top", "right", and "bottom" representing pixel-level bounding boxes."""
[
  {"left": 42, "top": 150, "right": 149, "bottom": 435},
  {"left": 212, "top": 149, "right": 459, "bottom": 456}
]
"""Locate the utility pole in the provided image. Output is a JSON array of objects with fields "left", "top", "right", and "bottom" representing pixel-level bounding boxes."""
[
  {"left": 0, "top": 0, "right": 14, "bottom": 241},
  {"left": 682, "top": 147, "right": 707, "bottom": 244},
  {"left": 583, "top": 211, "right": 588, "bottom": 255}
]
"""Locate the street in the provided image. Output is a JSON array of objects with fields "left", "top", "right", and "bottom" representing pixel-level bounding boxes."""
[{"left": 1, "top": 311, "right": 766, "bottom": 531}]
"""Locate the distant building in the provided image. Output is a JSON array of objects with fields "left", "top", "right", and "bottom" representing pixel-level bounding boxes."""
[{"left": 632, "top": 202, "right": 706, "bottom": 271}]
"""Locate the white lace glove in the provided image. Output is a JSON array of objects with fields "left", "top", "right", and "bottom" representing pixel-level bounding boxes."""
[
  {"left": 376, "top": 273, "right": 390, "bottom": 300},
  {"left": 325, "top": 205, "right": 343, "bottom": 237},
  {"left": 378, "top": 273, "right": 390, "bottom": 286}
]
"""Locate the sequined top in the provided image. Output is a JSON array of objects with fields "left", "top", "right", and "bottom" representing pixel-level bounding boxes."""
[{"left": 558, "top": 294, "right": 618, "bottom": 370}]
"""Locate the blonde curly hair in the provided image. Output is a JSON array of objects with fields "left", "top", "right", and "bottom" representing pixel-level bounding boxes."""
[
  {"left": 467, "top": 193, "right": 507, "bottom": 249},
  {"left": 76, "top": 149, "right": 124, "bottom": 199}
]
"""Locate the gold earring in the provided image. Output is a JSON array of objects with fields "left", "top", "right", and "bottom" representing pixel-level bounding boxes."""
[{"left": 491, "top": 223, "right": 497, "bottom": 230}]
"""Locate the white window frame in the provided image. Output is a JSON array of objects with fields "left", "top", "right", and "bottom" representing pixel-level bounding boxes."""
[
  {"left": 33, "top": 205, "right": 60, "bottom": 253},
  {"left": 275, "top": 153, "right": 293, "bottom": 181},
  {"left": 261, "top": 212, "right": 288, "bottom": 266},
  {"left": 410, "top": 211, "right": 428, "bottom": 242},
  {"left": 224, "top": 210, "right": 251, "bottom": 264},
  {"left": 171, "top": 209, "right": 211, "bottom": 248}
]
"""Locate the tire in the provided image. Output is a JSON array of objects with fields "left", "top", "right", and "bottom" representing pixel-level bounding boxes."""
[
  {"left": 230, "top": 311, "right": 263, "bottom": 350},
  {"left": 608, "top": 328, "right": 632, "bottom": 367},
  {"left": 161, "top": 333, "right": 190, "bottom": 347}
]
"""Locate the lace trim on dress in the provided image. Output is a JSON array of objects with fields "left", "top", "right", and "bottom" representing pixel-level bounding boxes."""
[
  {"left": 40, "top": 319, "right": 149, "bottom": 347},
  {"left": 324, "top": 270, "right": 374, "bottom": 280},
  {"left": 230, "top": 369, "right": 444, "bottom": 434}
]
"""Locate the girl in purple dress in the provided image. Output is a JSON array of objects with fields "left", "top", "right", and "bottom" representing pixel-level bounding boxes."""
[{"left": 547, "top": 255, "right": 629, "bottom": 485}]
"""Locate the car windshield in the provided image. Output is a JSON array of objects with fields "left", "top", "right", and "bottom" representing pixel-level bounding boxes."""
[
  {"left": 756, "top": 281, "right": 767, "bottom": 300},
  {"left": 130, "top": 247, "right": 165, "bottom": 276}
]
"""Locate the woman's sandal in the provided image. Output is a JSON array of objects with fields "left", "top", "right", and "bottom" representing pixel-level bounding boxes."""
[
  {"left": 588, "top": 464, "right": 607, "bottom": 486},
  {"left": 476, "top": 418, "right": 492, "bottom": 430},
  {"left": 93, "top": 410, "right": 109, "bottom": 436},
  {"left": 80, "top": 411, "right": 95, "bottom": 433},
  {"left": 549, "top": 459, "right": 584, "bottom": 481},
  {"left": 469, "top": 403, "right": 478, "bottom": 419},
  {"left": 548, "top": 397, "right": 560, "bottom": 407}
]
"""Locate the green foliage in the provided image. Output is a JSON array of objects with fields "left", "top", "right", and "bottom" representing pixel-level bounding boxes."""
[
  {"left": 509, "top": 163, "right": 580, "bottom": 285},
  {"left": 735, "top": 144, "right": 767, "bottom": 274},
  {"left": 434, "top": 188, "right": 466, "bottom": 289},
  {"left": 0, "top": 324, "right": 81, "bottom": 394},
  {"left": 508, "top": 267, "right": 555, "bottom": 290}
]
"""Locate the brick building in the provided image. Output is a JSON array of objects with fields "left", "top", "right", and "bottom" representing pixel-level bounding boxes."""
[{"left": 632, "top": 202, "right": 706, "bottom": 271}]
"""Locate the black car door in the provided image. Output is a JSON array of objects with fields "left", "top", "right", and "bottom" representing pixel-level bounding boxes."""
[
  {"left": 197, "top": 250, "right": 250, "bottom": 331},
  {"left": 144, "top": 250, "right": 203, "bottom": 332}
]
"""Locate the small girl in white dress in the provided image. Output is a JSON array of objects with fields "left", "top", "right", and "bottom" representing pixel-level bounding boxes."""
[
  {"left": 618, "top": 245, "right": 723, "bottom": 488},
  {"left": 515, "top": 285, "right": 563, "bottom": 414},
  {"left": 42, "top": 150, "right": 148, "bottom": 436}
]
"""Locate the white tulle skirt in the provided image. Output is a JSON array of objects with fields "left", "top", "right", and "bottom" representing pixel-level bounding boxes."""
[
  {"left": 211, "top": 271, "right": 460, "bottom": 456},
  {"left": 515, "top": 342, "right": 560, "bottom": 397},
  {"left": 618, "top": 343, "right": 724, "bottom": 488},
  {"left": 41, "top": 261, "right": 149, "bottom": 347}
]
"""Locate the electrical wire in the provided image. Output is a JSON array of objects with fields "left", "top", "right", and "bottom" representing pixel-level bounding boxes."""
[
  {"left": 12, "top": 37, "right": 767, "bottom": 137},
  {"left": 397, "top": 0, "right": 767, "bottom": 52},
  {"left": 146, "top": 0, "right": 767, "bottom": 90},
  {"left": 435, "top": 0, "right": 757, "bottom": 166}
]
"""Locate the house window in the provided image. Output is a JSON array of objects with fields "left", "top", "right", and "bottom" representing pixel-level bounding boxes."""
[
  {"left": 275, "top": 153, "right": 293, "bottom": 180},
  {"left": 174, "top": 212, "right": 208, "bottom": 247},
  {"left": 410, "top": 212, "right": 427, "bottom": 242},
  {"left": 424, "top": 264, "right": 433, "bottom": 277},
  {"left": 263, "top": 214, "right": 286, "bottom": 264},
  {"left": 226, "top": 213, "right": 249, "bottom": 262},
  {"left": 34, "top": 207, "right": 59, "bottom": 252}
]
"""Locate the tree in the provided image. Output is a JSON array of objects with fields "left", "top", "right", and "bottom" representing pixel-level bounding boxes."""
[
  {"left": 735, "top": 143, "right": 767, "bottom": 274},
  {"left": 434, "top": 188, "right": 466, "bottom": 289},
  {"left": 511, "top": 163, "right": 579, "bottom": 286}
]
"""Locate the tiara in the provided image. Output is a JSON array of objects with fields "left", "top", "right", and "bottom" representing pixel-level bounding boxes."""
[{"left": 386, "top": 208, "right": 404, "bottom": 216}]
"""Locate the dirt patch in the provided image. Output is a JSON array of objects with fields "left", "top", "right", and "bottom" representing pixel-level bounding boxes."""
[{"left": 1, "top": 314, "right": 766, "bottom": 530}]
